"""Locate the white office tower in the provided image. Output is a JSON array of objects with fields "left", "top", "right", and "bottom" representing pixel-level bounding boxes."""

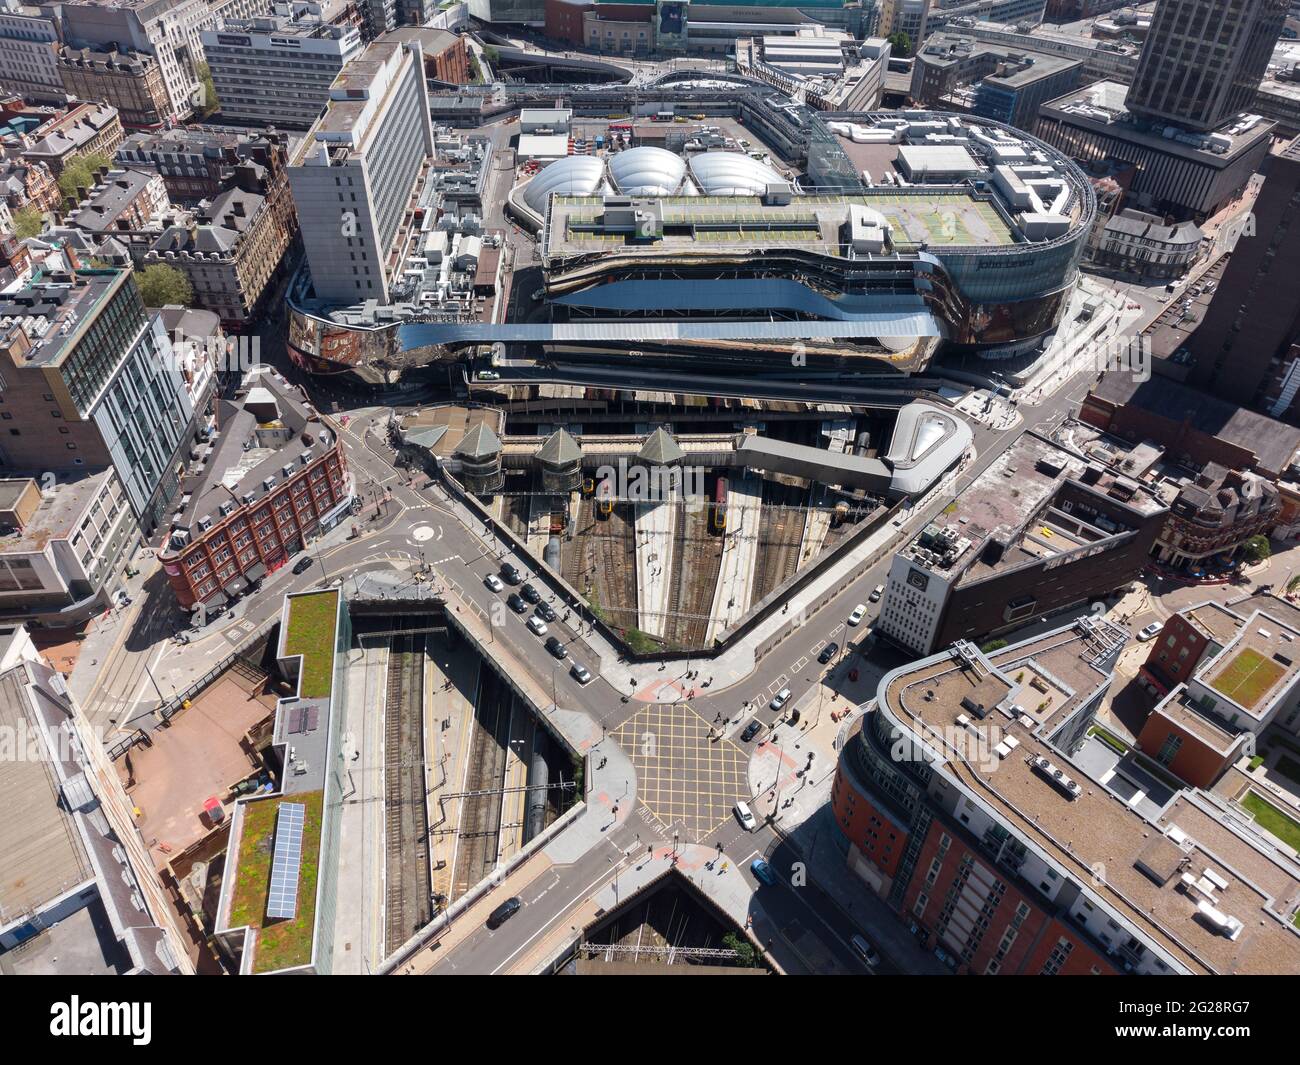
[{"left": 288, "top": 35, "right": 435, "bottom": 305}]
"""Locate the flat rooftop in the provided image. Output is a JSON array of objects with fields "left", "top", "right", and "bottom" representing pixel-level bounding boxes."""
[
  {"left": 0, "top": 269, "right": 125, "bottom": 370},
  {"left": 902, "top": 431, "right": 1163, "bottom": 586},
  {"left": 1185, "top": 601, "right": 1248, "bottom": 645},
  {"left": 1197, "top": 613, "right": 1300, "bottom": 721},
  {"left": 0, "top": 469, "right": 114, "bottom": 555},
  {"left": 1154, "top": 691, "right": 1241, "bottom": 755},
  {"left": 1042, "top": 80, "right": 1275, "bottom": 161},
  {"left": 1090, "top": 374, "right": 1300, "bottom": 478},
  {"left": 879, "top": 622, "right": 1300, "bottom": 975},
  {"left": 545, "top": 190, "right": 1017, "bottom": 261}
]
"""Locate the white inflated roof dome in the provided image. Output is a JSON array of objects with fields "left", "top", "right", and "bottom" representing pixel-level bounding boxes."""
[
  {"left": 688, "top": 151, "right": 784, "bottom": 196},
  {"left": 523, "top": 155, "right": 606, "bottom": 213},
  {"left": 608, "top": 146, "right": 686, "bottom": 196}
]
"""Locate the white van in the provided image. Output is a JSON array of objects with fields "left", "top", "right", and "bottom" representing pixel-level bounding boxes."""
[{"left": 734, "top": 800, "right": 756, "bottom": 831}]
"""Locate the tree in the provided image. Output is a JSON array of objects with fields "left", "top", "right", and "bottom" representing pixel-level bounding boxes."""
[
  {"left": 12, "top": 206, "right": 44, "bottom": 240},
  {"left": 136, "top": 263, "right": 193, "bottom": 308},
  {"left": 57, "top": 151, "right": 113, "bottom": 201},
  {"left": 1244, "top": 535, "right": 1271, "bottom": 563},
  {"left": 195, "top": 61, "right": 219, "bottom": 117},
  {"left": 980, "top": 638, "right": 1008, "bottom": 653},
  {"left": 887, "top": 31, "right": 913, "bottom": 58},
  {"left": 722, "top": 932, "right": 758, "bottom": 967}
]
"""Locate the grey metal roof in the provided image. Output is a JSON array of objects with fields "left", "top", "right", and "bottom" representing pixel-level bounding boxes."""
[
  {"left": 737, "top": 435, "right": 892, "bottom": 492},
  {"left": 537, "top": 427, "right": 583, "bottom": 465},
  {"left": 454, "top": 422, "right": 502, "bottom": 459},
  {"left": 638, "top": 427, "right": 684, "bottom": 465}
]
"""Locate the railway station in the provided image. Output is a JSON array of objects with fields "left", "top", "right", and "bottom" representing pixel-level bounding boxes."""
[
  {"left": 209, "top": 577, "right": 582, "bottom": 974},
  {"left": 395, "top": 398, "right": 971, "bottom": 653}
]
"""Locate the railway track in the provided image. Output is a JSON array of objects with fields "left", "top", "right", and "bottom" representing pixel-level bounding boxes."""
[
  {"left": 588, "top": 501, "right": 638, "bottom": 628},
  {"left": 450, "top": 669, "right": 513, "bottom": 899},
  {"left": 663, "top": 502, "right": 722, "bottom": 648},
  {"left": 752, "top": 483, "right": 808, "bottom": 602},
  {"left": 384, "top": 632, "right": 432, "bottom": 956}
]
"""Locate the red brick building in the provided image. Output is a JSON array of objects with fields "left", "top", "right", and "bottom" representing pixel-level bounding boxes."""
[
  {"left": 159, "top": 369, "right": 353, "bottom": 610},
  {"left": 830, "top": 618, "right": 1300, "bottom": 975}
]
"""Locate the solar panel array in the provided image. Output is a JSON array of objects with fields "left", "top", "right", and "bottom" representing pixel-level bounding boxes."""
[
  {"left": 266, "top": 802, "right": 306, "bottom": 920},
  {"left": 288, "top": 705, "right": 319, "bottom": 734}
]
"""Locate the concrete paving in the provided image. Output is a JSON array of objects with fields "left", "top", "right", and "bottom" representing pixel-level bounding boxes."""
[{"left": 634, "top": 496, "right": 675, "bottom": 637}]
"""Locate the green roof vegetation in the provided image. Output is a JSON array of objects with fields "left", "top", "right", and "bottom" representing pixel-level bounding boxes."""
[
  {"left": 1210, "top": 648, "right": 1286, "bottom": 709},
  {"left": 283, "top": 591, "right": 339, "bottom": 699},
  {"left": 228, "top": 791, "right": 325, "bottom": 974},
  {"left": 1238, "top": 791, "right": 1300, "bottom": 853}
]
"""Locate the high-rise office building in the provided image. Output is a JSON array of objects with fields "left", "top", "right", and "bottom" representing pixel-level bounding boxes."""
[
  {"left": 1189, "top": 137, "right": 1300, "bottom": 412},
  {"left": 1126, "top": 0, "right": 1289, "bottom": 133},
  {"left": 0, "top": 267, "right": 208, "bottom": 535},
  {"left": 201, "top": 7, "right": 364, "bottom": 129},
  {"left": 288, "top": 34, "right": 434, "bottom": 305}
]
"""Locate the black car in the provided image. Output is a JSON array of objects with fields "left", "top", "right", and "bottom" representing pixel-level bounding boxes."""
[
  {"left": 521, "top": 582, "right": 541, "bottom": 604},
  {"left": 545, "top": 636, "right": 568, "bottom": 659},
  {"left": 486, "top": 897, "right": 521, "bottom": 929},
  {"left": 536, "top": 602, "right": 557, "bottom": 622},
  {"left": 500, "top": 562, "right": 522, "bottom": 585},
  {"left": 818, "top": 642, "right": 839, "bottom": 664},
  {"left": 741, "top": 720, "right": 762, "bottom": 742},
  {"left": 507, "top": 593, "right": 528, "bottom": 614},
  {"left": 292, "top": 556, "right": 314, "bottom": 575}
]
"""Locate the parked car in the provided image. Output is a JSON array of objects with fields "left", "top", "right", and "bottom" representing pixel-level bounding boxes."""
[
  {"left": 1138, "top": 621, "right": 1163, "bottom": 641},
  {"left": 521, "top": 583, "right": 541, "bottom": 604},
  {"left": 486, "top": 897, "right": 521, "bottom": 929},
  {"left": 741, "top": 720, "right": 762, "bottom": 742},
  {"left": 734, "top": 800, "right": 757, "bottom": 831},
  {"left": 570, "top": 662, "right": 593, "bottom": 684},
  {"left": 750, "top": 858, "right": 776, "bottom": 886},
  {"left": 293, "top": 556, "right": 314, "bottom": 575},
  {"left": 507, "top": 593, "right": 528, "bottom": 614},
  {"left": 500, "top": 562, "right": 522, "bottom": 585},
  {"left": 526, "top": 616, "right": 548, "bottom": 636},
  {"left": 868, "top": 583, "right": 885, "bottom": 603},
  {"left": 483, "top": 574, "right": 504, "bottom": 592},
  {"left": 818, "top": 642, "right": 839, "bottom": 664},
  {"left": 545, "top": 636, "right": 568, "bottom": 659},
  {"left": 536, "top": 602, "right": 557, "bottom": 622},
  {"left": 851, "top": 934, "right": 880, "bottom": 967},
  {"left": 770, "top": 687, "right": 792, "bottom": 711},
  {"left": 847, "top": 604, "right": 867, "bottom": 626},
  {"left": 477, "top": 369, "right": 500, "bottom": 381}
]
